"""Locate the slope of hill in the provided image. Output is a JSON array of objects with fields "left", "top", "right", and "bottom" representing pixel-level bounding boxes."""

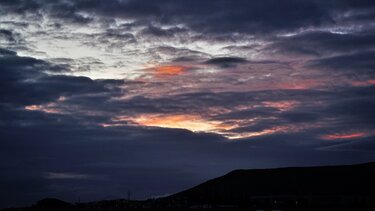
[{"left": 168, "top": 162, "right": 375, "bottom": 204}]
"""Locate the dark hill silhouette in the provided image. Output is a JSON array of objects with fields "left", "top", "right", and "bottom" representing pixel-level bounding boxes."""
[
  {"left": 35, "top": 198, "right": 72, "bottom": 210},
  {"left": 2, "top": 162, "right": 375, "bottom": 210},
  {"left": 168, "top": 162, "right": 375, "bottom": 204}
]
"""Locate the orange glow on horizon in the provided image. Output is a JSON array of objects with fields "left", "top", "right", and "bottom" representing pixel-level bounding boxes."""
[
  {"left": 320, "top": 132, "right": 367, "bottom": 140},
  {"left": 106, "top": 114, "right": 312, "bottom": 140},
  {"left": 131, "top": 114, "right": 234, "bottom": 132}
]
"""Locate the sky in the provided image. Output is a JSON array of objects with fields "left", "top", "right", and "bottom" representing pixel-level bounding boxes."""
[{"left": 1, "top": 0, "right": 375, "bottom": 208}]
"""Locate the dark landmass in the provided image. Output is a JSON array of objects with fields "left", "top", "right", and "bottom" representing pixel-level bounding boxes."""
[{"left": 2, "top": 162, "right": 375, "bottom": 211}]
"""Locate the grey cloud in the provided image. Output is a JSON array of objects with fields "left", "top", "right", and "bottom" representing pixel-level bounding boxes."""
[
  {"left": 103, "top": 29, "right": 136, "bottom": 41},
  {"left": 140, "top": 25, "right": 187, "bottom": 38},
  {"left": 149, "top": 46, "right": 211, "bottom": 63}
]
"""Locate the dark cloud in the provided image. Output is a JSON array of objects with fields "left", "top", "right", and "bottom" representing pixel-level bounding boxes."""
[
  {"left": 3, "top": 0, "right": 368, "bottom": 35},
  {"left": 0, "top": 0, "right": 41, "bottom": 14},
  {"left": 319, "top": 136, "right": 375, "bottom": 152},
  {"left": 46, "top": 1, "right": 94, "bottom": 24},
  {"left": 307, "top": 51, "right": 375, "bottom": 76},
  {"left": 325, "top": 88, "right": 375, "bottom": 126},
  {"left": 204, "top": 57, "right": 248, "bottom": 68},
  {"left": 0, "top": 48, "right": 17, "bottom": 56},
  {"left": 0, "top": 29, "right": 16, "bottom": 42},
  {"left": 280, "top": 111, "right": 319, "bottom": 123},
  {"left": 0, "top": 53, "right": 118, "bottom": 106},
  {"left": 271, "top": 30, "right": 375, "bottom": 56},
  {"left": 331, "top": 0, "right": 375, "bottom": 10}
]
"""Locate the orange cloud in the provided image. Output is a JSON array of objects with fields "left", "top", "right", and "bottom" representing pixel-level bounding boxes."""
[
  {"left": 263, "top": 100, "right": 298, "bottom": 111},
  {"left": 153, "top": 65, "right": 186, "bottom": 76},
  {"left": 320, "top": 132, "right": 367, "bottom": 140},
  {"left": 350, "top": 79, "right": 375, "bottom": 87}
]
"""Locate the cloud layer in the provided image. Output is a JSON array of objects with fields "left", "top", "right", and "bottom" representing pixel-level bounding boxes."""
[{"left": 1, "top": 0, "right": 375, "bottom": 208}]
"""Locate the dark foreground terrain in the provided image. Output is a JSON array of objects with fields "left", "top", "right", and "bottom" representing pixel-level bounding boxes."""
[{"left": 2, "top": 162, "right": 375, "bottom": 211}]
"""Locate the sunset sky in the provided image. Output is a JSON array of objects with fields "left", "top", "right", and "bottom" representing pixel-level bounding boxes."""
[{"left": 1, "top": 0, "right": 375, "bottom": 207}]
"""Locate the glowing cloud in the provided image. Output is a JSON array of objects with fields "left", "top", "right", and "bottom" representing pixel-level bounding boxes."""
[
  {"left": 320, "top": 132, "right": 367, "bottom": 140},
  {"left": 24, "top": 97, "right": 66, "bottom": 114},
  {"left": 223, "top": 127, "right": 282, "bottom": 139},
  {"left": 24, "top": 104, "right": 60, "bottom": 114}
]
